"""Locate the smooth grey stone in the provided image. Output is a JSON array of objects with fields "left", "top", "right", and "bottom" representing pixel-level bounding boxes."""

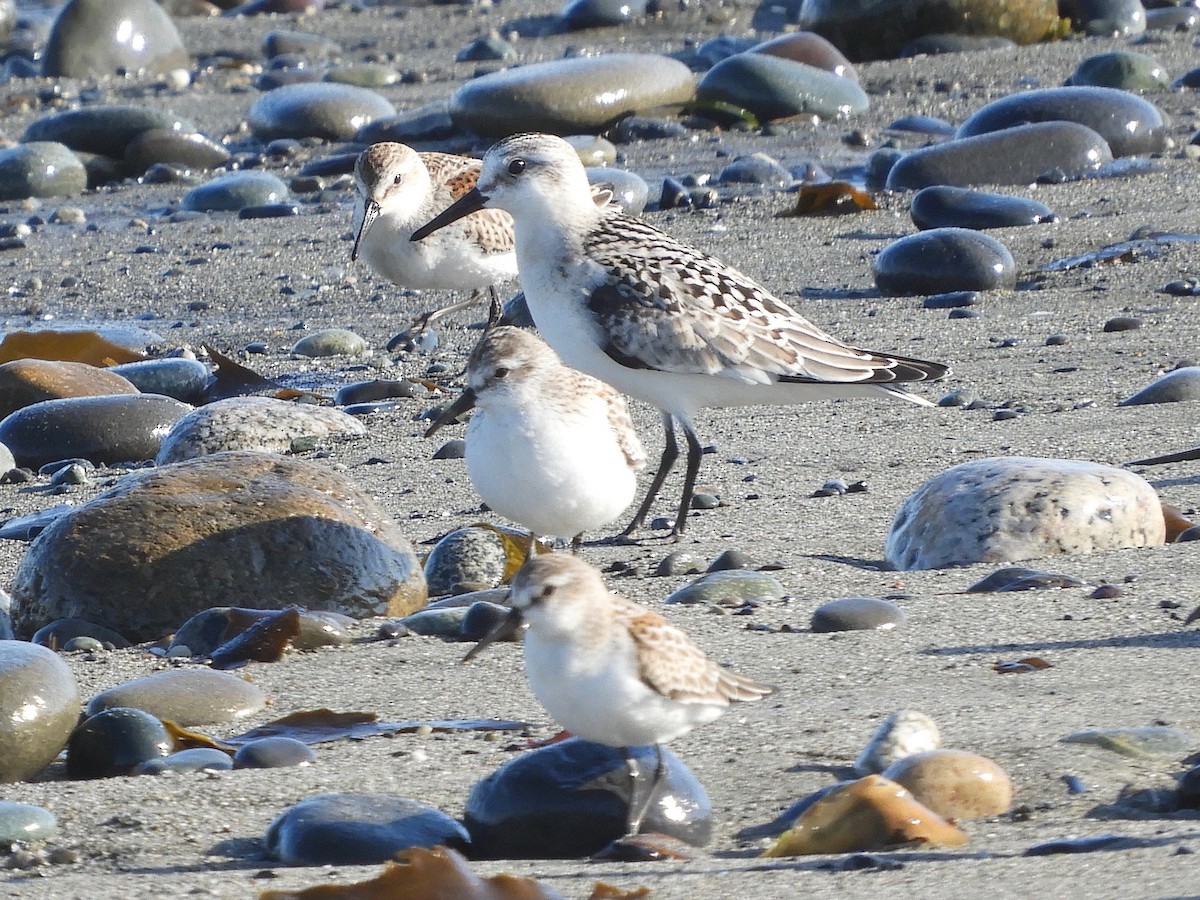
[
  {"left": 109, "top": 358, "right": 211, "bottom": 404},
  {"left": 874, "top": 227, "right": 1015, "bottom": 294},
  {"left": 424, "top": 526, "right": 510, "bottom": 596},
  {"left": 718, "top": 153, "right": 793, "bottom": 188},
  {"left": 1061, "top": 0, "right": 1146, "bottom": 36},
  {"left": 0, "top": 394, "right": 190, "bottom": 469},
  {"left": 263, "top": 29, "right": 340, "bottom": 60},
  {"left": 0, "top": 142, "right": 86, "bottom": 201},
  {"left": 887, "top": 122, "right": 1113, "bottom": 190},
  {"left": 32, "top": 617, "right": 131, "bottom": 649},
  {"left": 461, "top": 600, "right": 511, "bottom": 642},
  {"left": 708, "top": 549, "right": 755, "bottom": 571},
  {"left": 123, "top": 129, "right": 231, "bottom": 176},
  {"left": 811, "top": 597, "right": 907, "bottom": 632},
  {"left": 87, "top": 668, "right": 267, "bottom": 725},
  {"left": 749, "top": 32, "right": 857, "bottom": 81},
  {"left": 465, "top": 737, "right": 711, "bottom": 857},
  {"left": 664, "top": 569, "right": 786, "bottom": 605},
  {"left": 865, "top": 147, "right": 903, "bottom": 188},
  {"left": 455, "top": 33, "right": 517, "bottom": 62},
  {"left": 1146, "top": 7, "right": 1198, "bottom": 32},
  {"left": 156, "top": 396, "right": 366, "bottom": 465},
  {"left": 697, "top": 53, "right": 868, "bottom": 121},
  {"left": 955, "top": 86, "right": 1167, "bottom": 158},
  {"left": 887, "top": 114, "right": 957, "bottom": 138},
  {"left": 0, "top": 641, "right": 79, "bottom": 782},
  {"left": 265, "top": 793, "right": 469, "bottom": 865},
  {"left": 169, "top": 606, "right": 353, "bottom": 655},
  {"left": 586, "top": 167, "right": 649, "bottom": 215},
  {"left": 290, "top": 328, "right": 368, "bottom": 357},
  {"left": 234, "top": 736, "right": 316, "bottom": 769},
  {"left": 42, "top": 0, "right": 188, "bottom": 78},
  {"left": 655, "top": 550, "right": 706, "bottom": 576},
  {"left": 182, "top": 171, "right": 289, "bottom": 212},
  {"left": 399, "top": 605, "right": 469, "bottom": 637},
  {"left": 354, "top": 101, "right": 457, "bottom": 145},
  {"left": 22, "top": 105, "right": 195, "bottom": 159},
  {"left": 62, "top": 636, "right": 102, "bottom": 651},
  {"left": 1066, "top": 51, "right": 1170, "bottom": 93},
  {"left": 1119, "top": 367, "right": 1200, "bottom": 406},
  {"left": 0, "top": 801, "right": 57, "bottom": 841},
  {"left": 136, "top": 748, "right": 234, "bottom": 775},
  {"left": 66, "top": 707, "right": 171, "bottom": 779},
  {"left": 247, "top": 82, "right": 396, "bottom": 142},
  {"left": 692, "top": 35, "right": 758, "bottom": 69},
  {"left": 324, "top": 64, "right": 402, "bottom": 88},
  {"left": 910, "top": 186, "right": 1056, "bottom": 231},
  {"left": 450, "top": 54, "right": 695, "bottom": 138},
  {"left": 561, "top": 0, "right": 647, "bottom": 29}
]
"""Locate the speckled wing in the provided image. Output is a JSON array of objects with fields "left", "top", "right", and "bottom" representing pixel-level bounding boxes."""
[
  {"left": 617, "top": 599, "right": 773, "bottom": 705},
  {"left": 584, "top": 211, "right": 947, "bottom": 386},
  {"left": 600, "top": 381, "right": 646, "bottom": 471},
  {"left": 419, "top": 152, "right": 515, "bottom": 254}
]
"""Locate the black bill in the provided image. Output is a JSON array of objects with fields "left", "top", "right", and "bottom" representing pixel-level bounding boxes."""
[
  {"left": 350, "top": 198, "right": 380, "bottom": 262},
  {"left": 411, "top": 187, "right": 489, "bottom": 242},
  {"left": 424, "top": 387, "right": 478, "bottom": 438},
  {"left": 463, "top": 606, "right": 524, "bottom": 662}
]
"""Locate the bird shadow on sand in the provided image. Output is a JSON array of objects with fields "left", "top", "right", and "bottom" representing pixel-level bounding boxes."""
[
  {"left": 806, "top": 552, "right": 893, "bottom": 571},
  {"left": 921, "top": 628, "right": 1200, "bottom": 657}
]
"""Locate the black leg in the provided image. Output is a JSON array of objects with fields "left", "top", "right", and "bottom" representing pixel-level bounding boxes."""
[
  {"left": 621, "top": 413, "right": 677, "bottom": 537},
  {"left": 672, "top": 423, "right": 704, "bottom": 537}
]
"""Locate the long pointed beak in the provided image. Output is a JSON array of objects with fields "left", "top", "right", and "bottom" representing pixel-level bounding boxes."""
[
  {"left": 412, "top": 188, "right": 489, "bottom": 242},
  {"left": 351, "top": 199, "right": 380, "bottom": 262},
  {"left": 424, "top": 387, "right": 478, "bottom": 438},
  {"left": 463, "top": 606, "right": 524, "bottom": 662}
]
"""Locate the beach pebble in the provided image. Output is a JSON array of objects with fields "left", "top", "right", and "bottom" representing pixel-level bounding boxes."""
[
  {"left": 32, "top": 617, "right": 132, "bottom": 649},
  {"left": 956, "top": 87, "right": 1167, "bottom": 158},
  {"left": 248, "top": 82, "right": 395, "bottom": 142},
  {"left": 464, "top": 737, "right": 711, "bottom": 857},
  {"left": 263, "top": 29, "right": 340, "bottom": 60},
  {"left": 156, "top": 396, "right": 365, "bottom": 464},
  {"left": 399, "top": 605, "right": 470, "bottom": 637},
  {"left": 1176, "top": 765, "right": 1200, "bottom": 808},
  {"left": 1146, "top": 7, "right": 1198, "bottom": 32},
  {"left": 910, "top": 186, "right": 1056, "bottom": 231},
  {"left": 718, "top": 154, "right": 793, "bottom": 188},
  {"left": 109, "top": 358, "right": 211, "bottom": 404},
  {"left": 887, "top": 122, "right": 1112, "bottom": 190},
  {"left": 326, "top": 63, "right": 403, "bottom": 88},
  {"left": 135, "top": 748, "right": 234, "bottom": 775},
  {"left": 124, "top": 129, "right": 231, "bottom": 176},
  {"left": 266, "top": 793, "right": 469, "bottom": 865},
  {"left": 561, "top": 0, "right": 646, "bottom": 29},
  {"left": 355, "top": 102, "right": 457, "bottom": 145},
  {"left": 1067, "top": 51, "right": 1170, "bottom": 93},
  {"left": 450, "top": 54, "right": 695, "bottom": 137},
  {"left": 334, "top": 380, "right": 425, "bottom": 406},
  {"left": 42, "top": 0, "right": 189, "bottom": 78},
  {"left": 0, "top": 143, "right": 87, "bottom": 201},
  {"left": 0, "top": 359, "right": 138, "bottom": 419},
  {"left": 696, "top": 53, "right": 869, "bottom": 121},
  {"left": 965, "top": 566, "right": 1084, "bottom": 592},
  {"left": 11, "top": 452, "right": 427, "bottom": 641},
  {"left": 708, "top": 549, "right": 755, "bottom": 571},
  {"left": 811, "top": 597, "right": 906, "bottom": 632},
  {"left": 460, "top": 600, "right": 512, "bottom": 643},
  {"left": 234, "top": 736, "right": 316, "bottom": 768},
  {"left": 873, "top": 228, "right": 1016, "bottom": 294},
  {"left": 882, "top": 749, "right": 1013, "bottom": 819},
  {"left": 655, "top": 551, "right": 706, "bottom": 576},
  {"left": 170, "top": 606, "right": 352, "bottom": 655},
  {"left": 1119, "top": 367, "right": 1200, "bottom": 406},
  {"left": 424, "top": 527, "right": 510, "bottom": 596},
  {"left": 1102, "top": 316, "right": 1140, "bottom": 333},
  {"left": 0, "top": 641, "right": 80, "bottom": 783},
  {"left": 750, "top": 32, "right": 857, "bottom": 80},
  {"left": 0, "top": 394, "right": 190, "bottom": 469},
  {"left": 855, "top": 710, "right": 942, "bottom": 776},
  {"left": 1060, "top": 725, "right": 1195, "bottom": 757},
  {"left": 0, "top": 802, "right": 57, "bottom": 842},
  {"left": 586, "top": 167, "right": 648, "bottom": 215},
  {"left": 885, "top": 457, "right": 1166, "bottom": 570},
  {"left": 454, "top": 33, "right": 517, "bottom": 63},
  {"left": 663, "top": 569, "right": 786, "bottom": 606},
  {"left": 182, "top": 171, "right": 289, "bottom": 212},
  {"left": 86, "top": 668, "right": 267, "bottom": 725},
  {"left": 290, "top": 328, "right": 368, "bottom": 357},
  {"left": 1061, "top": 0, "right": 1146, "bottom": 36},
  {"left": 797, "top": 0, "right": 1058, "bottom": 61},
  {"left": 66, "top": 707, "right": 172, "bottom": 779},
  {"left": 23, "top": 106, "right": 196, "bottom": 160}
]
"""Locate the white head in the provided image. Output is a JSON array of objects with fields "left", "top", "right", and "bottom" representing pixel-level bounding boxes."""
[
  {"left": 352, "top": 143, "right": 431, "bottom": 260},
  {"left": 465, "top": 325, "right": 560, "bottom": 405},
  {"left": 509, "top": 554, "right": 611, "bottom": 637}
]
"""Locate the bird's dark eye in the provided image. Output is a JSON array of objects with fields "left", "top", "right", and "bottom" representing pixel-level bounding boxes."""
[
  {"left": 393, "top": 174, "right": 403, "bottom": 186},
  {"left": 507, "top": 158, "right": 526, "bottom": 176},
  {"left": 492, "top": 367, "right": 509, "bottom": 379}
]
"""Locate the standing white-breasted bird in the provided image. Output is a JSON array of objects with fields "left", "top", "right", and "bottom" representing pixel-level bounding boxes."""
[
  {"left": 466, "top": 554, "right": 774, "bottom": 834},
  {"left": 425, "top": 324, "right": 646, "bottom": 548},
  {"left": 351, "top": 142, "right": 517, "bottom": 348},
  {"left": 412, "top": 133, "right": 950, "bottom": 537}
]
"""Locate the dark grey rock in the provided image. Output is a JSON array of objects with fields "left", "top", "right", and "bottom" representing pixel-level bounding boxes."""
[
  {"left": 109, "top": 358, "right": 211, "bottom": 404},
  {"left": 182, "top": 172, "right": 289, "bottom": 212},
  {"left": 1120, "top": 367, "right": 1200, "bottom": 405},
  {"left": 811, "top": 597, "right": 907, "bottom": 632},
  {"left": 874, "top": 228, "right": 1016, "bottom": 294},
  {"left": 910, "top": 186, "right": 1056, "bottom": 231},
  {"left": 66, "top": 707, "right": 172, "bottom": 779},
  {"left": 136, "top": 748, "right": 234, "bottom": 775},
  {"left": 234, "top": 736, "right": 316, "bottom": 768},
  {"left": 247, "top": 82, "right": 397, "bottom": 142},
  {"left": 22, "top": 105, "right": 196, "bottom": 159},
  {"left": 697, "top": 53, "right": 868, "bottom": 121},
  {"left": 1066, "top": 51, "right": 1169, "bottom": 92}
]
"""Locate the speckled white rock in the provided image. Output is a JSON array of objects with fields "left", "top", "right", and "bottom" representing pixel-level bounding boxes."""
[
  {"left": 156, "top": 396, "right": 366, "bottom": 465},
  {"left": 886, "top": 457, "right": 1165, "bottom": 570},
  {"left": 855, "top": 710, "right": 941, "bottom": 776}
]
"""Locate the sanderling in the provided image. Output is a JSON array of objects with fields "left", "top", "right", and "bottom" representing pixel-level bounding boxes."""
[
  {"left": 413, "top": 133, "right": 950, "bottom": 536},
  {"left": 466, "top": 554, "right": 773, "bottom": 834},
  {"left": 351, "top": 142, "right": 517, "bottom": 348},
  {"left": 425, "top": 321, "right": 646, "bottom": 548}
]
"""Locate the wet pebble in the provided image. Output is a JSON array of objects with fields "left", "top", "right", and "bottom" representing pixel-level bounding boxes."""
[
  {"left": 1060, "top": 725, "right": 1195, "bottom": 757},
  {"left": 109, "top": 358, "right": 211, "bottom": 404},
  {"left": 882, "top": 750, "right": 1013, "bottom": 820},
  {"left": 1119, "top": 367, "right": 1200, "bottom": 405},
  {"left": 234, "top": 736, "right": 316, "bottom": 768},
  {"left": 910, "top": 186, "right": 1056, "bottom": 231},
  {"left": 655, "top": 551, "right": 706, "bottom": 576},
  {"left": 266, "top": 793, "right": 469, "bottom": 865},
  {"left": 955, "top": 86, "right": 1167, "bottom": 158},
  {"left": 811, "top": 597, "right": 906, "bottom": 632},
  {"left": 11, "top": 452, "right": 426, "bottom": 641},
  {"left": 248, "top": 82, "right": 396, "bottom": 142},
  {"left": 431, "top": 438, "right": 467, "bottom": 460},
  {"left": 696, "top": 53, "right": 869, "bottom": 121},
  {"left": 291, "top": 328, "right": 368, "bottom": 357},
  {"left": 399, "top": 605, "right": 469, "bottom": 637},
  {"left": 708, "top": 549, "right": 755, "bottom": 571},
  {"left": 663, "top": 570, "right": 785, "bottom": 606},
  {"left": 32, "top": 617, "right": 131, "bottom": 649},
  {"left": 855, "top": 710, "right": 942, "bottom": 776},
  {"left": 0, "top": 801, "right": 57, "bottom": 842},
  {"left": 424, "top": 526, "right": 509, "bottom": 596},
  {"left": 750, "top": 32, "right": 856, "bottom": 81},
  {"left": 561, "top": 0, "right": 646, "bottom": 29},
  {"left": 0, "top": 359, "right": 138, "bottom": 419},
  {"left": 586, "top": 167, "right": 648, "bottom": 215},
  {"left": 135, "top": 747, "right": 234, "bottom": 775},
  {"left": 23, "top": 105, "right": 197, "bottom": 160},
  {"left": 1067, "top": 51, "right": 1170, "bottom": 93},
  {"left": 873, "top": 228, "right": 1015, "bottom": 294},
  {"left": 334, "top": 379, "right": 426, "bottom": 406},
  {"left": 0, "top": 641, "right": 80, "bottom": 783},
  {"left": 87, "top": 668, "right": 266, "bottom": 725},
  {"left": 886, "top": 457, "right": 1165, "bottom": 570},
  {"left": 0, "top": 394, "right": 190, "bottom": 469},
  {"left": 0, "top": 143, "right": 87, "bottom": 201},
  {"left": 717, "top": 153, "right": 793, "bottom": 189},
  {"left": 42, "top": 0, "right": 188, "bottom": 78},
  {"left": 450, "top": 54, "right": 695, "bottom": 137},
  {"left": 124, "top": 129, "right": 231, "bottom": 176},
  {"left": 1146, "top": 6, "right": 1199, "bottom": 32},
  {"left": 1061, "top": 0, "right": 1146, "bottom": 36},
  {"left": 66, "top": 707, "right": 172, "bottom": 779},
  {"left": 156, "top": 396, "right": 366, "bottom": 464},
  {"left": 182, "top": 171, "right": 289, "bottom": 212},
  {"left": 171, "top": 606, "right": 352, "bottom": 655},
  {"left": 966, "top": 566, "right": 1084, "bottom": 592},
  {"left": 464, "top": 737, "right": 711, "bottom": 858},
  {"left": 1103, "top": 315, "right": 1141, "bottom": 333}
]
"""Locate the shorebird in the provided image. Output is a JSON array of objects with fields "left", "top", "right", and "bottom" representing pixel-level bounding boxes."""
[
  {"left": 466, "top": 554, "right": 773, "bottom": 834},
  {"left": 413, "top": 133, "right": 949, "bottom": 537},
  {"left": 351, "top": 142, "right": 517, "bottom": 349},
  {"left": 425, "top": 321, "right": 646, "bottom": 549}
]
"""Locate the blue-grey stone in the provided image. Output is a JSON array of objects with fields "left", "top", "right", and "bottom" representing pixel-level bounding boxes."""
[
  {"left": 0, "top": 641, "right": 79, "bottom": 782},
  {"left": 664, "top": 569, "right": 786, "bottom": 605},
  {"left": 811, "top": 597, "right": 907, "bottom": 632},
  {"left": 66, "top": 707, "right": 172, "bottom": 779},
  {"left": 182, "top": 172, "right": 289, "bottom": 212},
  {"left": 135, "top": 748, "right": 234, "bottom": 775},
  {"left": 696, "top": 53, "right": 868, "bottom": 121},
  {"left": 561, "top": 0, "right": 647, "bottom": 29},
  {"left": 910, "top": 186, "right": 1056, "bottom": 231},
  {"left": 247, "top": 82, "right": 396, "bottom": 142},
  {"left": 109, "top": 358, "right": 211, "bottom": 403},
  {"left": 124, "top": 129, "right": 231, "bottom": 176},
  {"left": 1066, "top": 51, "right": 1170, "bottom": 93},
  {"left": 0, "top": 142, "right": 86, "bottom": 201},
  {"left": 1119, "top": 367, "right": 1200, "bottom": 406},
  {"left": 87, "top": 668, "right": 267, "bottom": 725},
  {"left": 290, "top": 328, "right": 368, "bottom": 357},
  {"left": 0, "top": 801, "right": 57, "bottom": 842},
  {"left": 234, "top": 736, "right": 316, "bottom": 769},
  {"left": 22, "top": 105, "right": 196, "bottom": 159},
  {"left": 874, "top": 228, "right": 1016, "bottom": 294}
]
